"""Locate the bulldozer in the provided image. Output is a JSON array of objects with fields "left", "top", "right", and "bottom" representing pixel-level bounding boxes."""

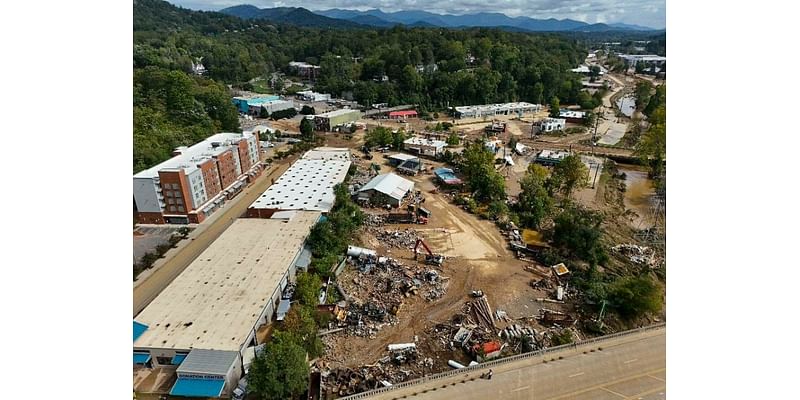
[{"left": 413, "top": 238, "right": 444, "bottom": 266}]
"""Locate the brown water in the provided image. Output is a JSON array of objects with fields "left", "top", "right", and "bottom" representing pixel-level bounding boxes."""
[{"left": 620, "top": 167, "right": 655, "bottom": 228}]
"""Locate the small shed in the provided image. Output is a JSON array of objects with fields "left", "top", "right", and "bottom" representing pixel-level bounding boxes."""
[{"left": 357, "top": 173, "right": 415, "bottom": 207}]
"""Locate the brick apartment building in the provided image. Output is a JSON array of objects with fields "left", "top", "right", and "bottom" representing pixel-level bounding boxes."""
[{"left": 133, "top": 131, "right": 263, "bottom": 224}]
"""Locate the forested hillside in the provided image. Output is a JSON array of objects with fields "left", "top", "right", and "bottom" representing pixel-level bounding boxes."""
[{"left": 133, "top": 0, "right": 589, "bottom": 171}]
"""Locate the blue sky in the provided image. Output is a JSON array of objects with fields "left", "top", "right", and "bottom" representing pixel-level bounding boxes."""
[{"left": 169, "top": 0, "right": 666, "bottom": 29}]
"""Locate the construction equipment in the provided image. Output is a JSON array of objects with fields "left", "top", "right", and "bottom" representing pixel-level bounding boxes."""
[{"left": 413, "top": 238, "right": 444, "bottom": 266}]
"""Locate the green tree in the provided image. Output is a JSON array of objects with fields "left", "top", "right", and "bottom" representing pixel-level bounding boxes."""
[
  {"left": 516, "top": 164, "right": 553, "bottom": 229},
  {"left": 634, "top": 81, "right": 653, "bottom": 112},
  {"left": 282, "top": 305, "right": 324, "bottom": 358},
  {"left": 295, "top": 272, "right": 322, "bottom": 306},
  {"left": 248, "top": 331, "right": 309, "bottom": 399},
  {"left": 607, "top": 276, "right": 663, "bottom": 319},
  {"left": 300, "top": 105, "right": 316, "bottom": 115},
  {"left": 552, "top": 205, "right": 608, "bottom": 266},
  {"left": 446, "top": 132, "right": 460, "bottom": 146},
  {"left": 636, "top": 104, "right": 666, "bottom": 178},
  {"left": 364, "top": 126, "right": 393, "bottom": 147},
  {"left": 549, "top": 97, "right": 561, "bottom": 118},
  {"left": 259, "top": 107, "right": 269, "bottom": 118},
  {"left": 549, "top": 155, "right": 588, "bottom": 198},
  {"left": 460, "top": 141, "right": 506, "bottom": 202},
  {"left": 299, "top": 118, "right": 314, "bottom": 141}
]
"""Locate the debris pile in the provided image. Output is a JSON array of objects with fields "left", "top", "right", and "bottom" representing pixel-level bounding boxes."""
[
  {"left": 536, "top": 308, "right": 576, "bottom": 327},
  {"left": 466, "top": 295, "right": 496, "bottom": 330},
  {"left": 613, "top": 244, "right": 659, "bottom": 267},
  {"left": 318, "top": 346, "right": 434, "bottom": 397},
  {"left": 374, "top": 229, "right": 420, "bottom": 249}
]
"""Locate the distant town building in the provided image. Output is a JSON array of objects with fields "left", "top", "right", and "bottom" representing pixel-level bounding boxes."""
[
  {"left": 617, "top": 54, "right": 666, "bottom": 68},
  {"left": 288, "top": 61, "right": 321, "bottom": 81},
  {"left": 133, "top": 131, "right": 262, "bottom": 224},
  {"left": 249, "top": 99, "right": 295, "bottom": 116},
  {"left": 191, "top": 57, "right": 206, "bottom": 76},
  {"left": 388, "top": 110, "right": 418, "bottom": 120},
  {"left": 297, "top": 90, "right": 331, "bottom": 102},
  {"left": 313, "top": 109, "right": 361, "bottom": 131},
  {"left": 454, "top": 102, "right": 542, "bottom": 119},
  {"left": 538, "top": 118, "right": 566, "bottom": 133},
  {"left": 558, "top": 110, "right": 587, "bottom": 123},
  {"left": 232, "top": 95, "right": 280, "bottom": 114},
  {"left": 404, "top": 137, "right": 447, "bottom": 157}
]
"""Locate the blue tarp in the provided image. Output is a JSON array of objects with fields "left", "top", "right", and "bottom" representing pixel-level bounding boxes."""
[
  {"left": 133, "top": 321, "right": 148, "bottom": 342},
  {"left": 133, "top": 353, "right": 151, "bottom": 364},
  {"left": 172, "top": 354, "right": 188, "bottom": 364},
  {"left": 170, "top": 377, "right": 225, "bottom": 398}
]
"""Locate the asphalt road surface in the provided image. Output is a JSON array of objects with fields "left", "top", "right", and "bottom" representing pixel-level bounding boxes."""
[
  {"left": 360, "top": 327, "right": 665, "bottom": 400},
  {"left": 133, "top": 155, "right": 297, "bottom": 316}
]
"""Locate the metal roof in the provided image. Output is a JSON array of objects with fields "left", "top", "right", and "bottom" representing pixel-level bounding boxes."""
[
  {"left": 359, "top": 173, "right": 414, "bottom": 201},
  {"left": 388, "top": 153, "right": 419, "bottom": 162},
  {"left": 176, "top": 349, "right": 238, "bottom": 376}
]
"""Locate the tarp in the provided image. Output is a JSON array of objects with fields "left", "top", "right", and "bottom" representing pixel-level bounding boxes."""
[
  {"left": 133, "top": 321, "right": 148, "bottom": 342},
  {"left": 133, "top": 352, "right": 151, "bottom": 364},
  {"left": 170, "top": 377, "right": 225, "bottom": 398},
  {"left": 172, "top": 354, "right": 188, "bottom": 365}
]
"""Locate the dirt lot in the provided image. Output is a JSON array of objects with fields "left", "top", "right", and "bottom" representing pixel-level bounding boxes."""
[{"left": 321, "top": 158, "right": 553, "bottom": 372}]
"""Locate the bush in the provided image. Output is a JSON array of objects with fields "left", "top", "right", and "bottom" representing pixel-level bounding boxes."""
[
  {"left": 300, "top": 105, "right": 316, "bottom": 115},
  {"left": 551, "top": 330, "right": 574, "bottom": 346},
  {"left": 270, "top": 108, "right": 298, "bottom": 120},
  {"left": 606, "top": 275, "right": 663, "bottom": 319}
]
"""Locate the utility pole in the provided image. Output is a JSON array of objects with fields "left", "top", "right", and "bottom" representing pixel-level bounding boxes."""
[
  {"left": 592, "top": 108, "right": 600, "bottom": 156},
  {"left": 592, "top": 163, "right": 601, "bottom": 189}
]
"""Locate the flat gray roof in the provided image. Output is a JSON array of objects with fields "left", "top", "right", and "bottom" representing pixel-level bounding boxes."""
[
  {"left": 133, "top": 213, "right": 320, "bottom": 351},
  {"left": 133, "top": 132, "right": 255, "bottom": 178},
  {"left": 177, "top": 349, "right": 238, "bottom": 376}
]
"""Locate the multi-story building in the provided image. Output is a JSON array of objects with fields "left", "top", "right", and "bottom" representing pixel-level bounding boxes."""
[
  {"left": 133, "top": 131, "right": 262, "bottom": 225},
  {"left": 289, "top": 61, "right": 322, "bottom": 81}
]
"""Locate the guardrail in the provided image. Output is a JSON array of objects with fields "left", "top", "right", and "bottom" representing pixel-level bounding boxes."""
[{"left": 338, "top": 323, "right": 666, "bottom": 400}]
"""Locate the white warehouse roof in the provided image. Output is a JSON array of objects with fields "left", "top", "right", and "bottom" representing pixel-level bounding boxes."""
[
  {"left": 249, "top": 148, "right": 352, "bottom": 212},
  {"left": 359, "top": 173, "right": 414, "bottom": 201}
]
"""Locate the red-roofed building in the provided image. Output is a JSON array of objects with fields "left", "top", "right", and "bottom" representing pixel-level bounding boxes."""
[{"left": 388, "top": 110, "right": 418, "bottom": 120}]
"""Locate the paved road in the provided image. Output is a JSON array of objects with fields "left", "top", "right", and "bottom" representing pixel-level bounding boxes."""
[
  {"left": 132, "top": 155, "right": 297, "bottom": 316},
  {"left": 359, "top": 327, "right": 665, "bottom": 400}
]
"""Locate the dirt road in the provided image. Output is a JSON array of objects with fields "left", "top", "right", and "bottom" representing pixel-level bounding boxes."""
[{"left": 132, "top": 155, "right": 297, "bottom": 316}]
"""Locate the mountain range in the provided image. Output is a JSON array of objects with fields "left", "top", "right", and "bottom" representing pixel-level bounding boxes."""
[{"left": 219, "top": 5, "right": 658, "bottom": 32}]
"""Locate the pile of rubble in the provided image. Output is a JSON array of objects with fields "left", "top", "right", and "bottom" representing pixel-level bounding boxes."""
[
  {"left": 364, "top": 214, "right": 387, "bottom": 226},
  {"left": 373, "top": 229, "right": 420, "bottom": 249},
  {"left": 333, "top": 248, "right": 449, "bottom": 337},
  {"left": 318, "top": 345, "right": 434, "bottom": 397},
  {"left": 613, "top": 243, "right": 659, "bottom": 267}
]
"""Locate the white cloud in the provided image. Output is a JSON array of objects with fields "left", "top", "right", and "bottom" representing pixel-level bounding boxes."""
[{"left": 169, "top": 0, "right": 665, "bottom": 29}]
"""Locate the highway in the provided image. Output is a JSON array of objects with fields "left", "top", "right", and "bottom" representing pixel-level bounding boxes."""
[
  {"left": 133, "top": 154, "right": 297, "bottom": 316},
  {"left": 353, "top": 326, "right": 665, "bottom": 400}
]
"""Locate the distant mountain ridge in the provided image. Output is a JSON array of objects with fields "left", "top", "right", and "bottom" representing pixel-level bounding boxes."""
[{"left": 220, "top": 5, "right": 658, "bottom": 32}]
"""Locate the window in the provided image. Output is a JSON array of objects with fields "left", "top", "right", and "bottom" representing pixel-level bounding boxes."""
[
  {"left": 172, "top": 184, "right": 179, "bottom": 190},
  {"left": 164, "top": 190, "right": 172, "bottom": 197},
  {"left": 178, "top": 206, "right": 185, "bottom": 212},
  {"left": 168, "top": 198, "right": 174, "bottom": 205},
  {"left": 169, "top": 206, "right": 176, "bottom": 212},
  {"left": 156, "top": 357, "right": 172, "bottom": 365},
  {"left": 176, "top": 198, "right": 183, "bottom": 206}
]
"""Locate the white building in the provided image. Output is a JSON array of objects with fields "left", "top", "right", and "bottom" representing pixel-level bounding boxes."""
[
  {"left": 249, "top": 99, "right": 295, "bottom": 115},
  {"left": 404, "top": 137, "right": 447, "bottom": 157},
  {"left": 133, "top": 212, "right": 321, "bottom": 398},
  {"left": 247, "top": 148, "right": 352, "bottom": 218},
  {"left": 454, "top": 102, "right": 542, "bottom": 119},
  {"left": 618, "top": 54, "right": 667, "bottom": 67},
  {"left": 357, "top": 173, "right": 415, "bottom": 207},
  {"left": 559, "top": 110, "right": 587, "bottom": 122},
  {"left": 539, "top": 118, "right": 566, "bottom": 132},
  {"left": 297, "top": 90, "right": 331, "bottom": 102}
]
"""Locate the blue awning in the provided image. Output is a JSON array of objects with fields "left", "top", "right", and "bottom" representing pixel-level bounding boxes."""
[
  {"left": 170, "top": 377, "right": 225, "bottom": 398},
  {"left": 172, "top": 353, "right": 187, "bottom": 365},
  {"left": 133, "top": 321, "right": 148, "bottom": 342},
  {"left": 133, "top": 352, "right": 151, "bottom": 364}
]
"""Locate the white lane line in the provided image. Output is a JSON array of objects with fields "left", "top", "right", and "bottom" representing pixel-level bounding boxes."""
[
  {"left": 600, "top": 387, "right": 627, "bottom": 398},
  {"left": 568, "top": 372, "right": 585, "bottom": 378},
  {"left": 623, "top": 359, "right": 638, "bottom": 364},
  {"left": 511, "top": 386, "right": 530, "bottom": 392}
]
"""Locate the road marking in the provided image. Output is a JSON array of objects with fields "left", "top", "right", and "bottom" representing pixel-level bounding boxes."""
[
  {"left": 601, "top": 387, "right": 628, "bottom": 398},
  {"left": 511, "top": 386, "right": 530, "bottom": 392},
  {"left": 547, "top": 368, "right": 666, "bottom": 400},
  {"left": 624, "top": 359, "right": 638, "bottom": 364},
  {"left": 647, "top": 374, "right": 665, "bottom": 382},
  {"left": 626, "top": 384, "right": 666, "bottom": 399},
  {"left": 568, "top": 372, "right": 585, "bottom": 378}
]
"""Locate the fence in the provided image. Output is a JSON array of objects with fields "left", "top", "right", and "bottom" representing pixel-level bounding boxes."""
[{"left": 338, "top": 323, "right": 666, "bottom": 400}]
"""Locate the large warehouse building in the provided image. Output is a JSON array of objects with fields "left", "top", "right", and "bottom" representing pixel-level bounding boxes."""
[
  {"left": 133, "top": 212, "right": 321, "bottom": 398},
  {"left": 247, "top": 148, "right": 352, "bottom": 218}
]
